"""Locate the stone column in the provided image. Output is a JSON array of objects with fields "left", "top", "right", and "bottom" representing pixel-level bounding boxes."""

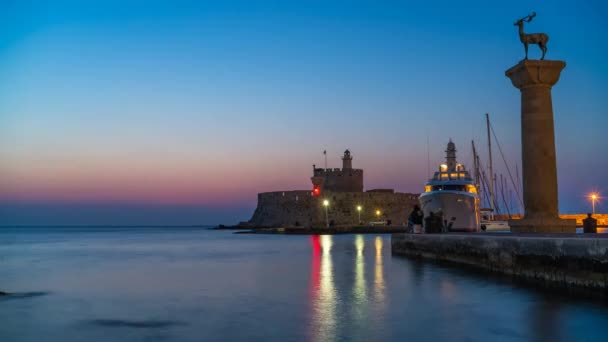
[{"left": 505, "top": 60, "right": 576, "bottom": 233}]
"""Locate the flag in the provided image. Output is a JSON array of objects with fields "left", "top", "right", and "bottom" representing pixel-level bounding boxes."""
[{"left": 323, "top": 150, "right": 326, "bottom": 155}]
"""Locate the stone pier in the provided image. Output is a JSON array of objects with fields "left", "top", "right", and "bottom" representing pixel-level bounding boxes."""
[
  {"left": 505, "top": 60, "right": 576, "bottom": 233},
  {"left": 392, "top": 233, "right": 608, "bottom": 292}
]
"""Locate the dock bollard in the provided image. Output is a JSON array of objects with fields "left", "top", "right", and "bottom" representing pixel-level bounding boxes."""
[{"left": 583, "top": 213, "right": 597, "bottom": 234}]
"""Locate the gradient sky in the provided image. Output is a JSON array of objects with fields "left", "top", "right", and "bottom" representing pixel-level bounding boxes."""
[{"left": 1, "top": 0, "right": 607, "bottom": 225}]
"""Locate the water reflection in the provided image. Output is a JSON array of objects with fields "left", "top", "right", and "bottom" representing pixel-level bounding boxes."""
[
  {"left": 374, "top": 237, "right": 385, "bottom": 304},
  {"left": 350, "top": 234, "right": 368, "bottom": 337},
  {"left": 530, "top": 296, "right": 561, "bottom": 342},
  {"left": 439, "top": 279, "right": 458, "bottom": 303},
  {"left": 353, "top": 235, "right": 367, "bottom": 304},
  {"left": 310, "top": 235, "right": 337, "bottom": 342},
  {"left": 310, "top": 235, "right": 390, "bottom": 341}
]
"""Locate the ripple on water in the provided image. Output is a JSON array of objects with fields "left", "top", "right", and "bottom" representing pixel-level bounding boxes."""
[
  {"left": 88, "top": 319, "right": 186, "bottom": 329},
  {"left": 0, "top": 291, "right": 50, "bottom": 301}
]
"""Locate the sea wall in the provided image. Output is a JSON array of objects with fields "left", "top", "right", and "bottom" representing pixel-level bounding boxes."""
[
  {"left": 560, "top": 214, "right": 608, "bottom": 226},
  {"left": 249, "top": 190, "right": 419, "bottom": 228},
  {"left": 392, "top": 233, "right": 608, "bottom": 291},
  {"left": 491, "top": 214, "right": 607, "bottom": 226}
]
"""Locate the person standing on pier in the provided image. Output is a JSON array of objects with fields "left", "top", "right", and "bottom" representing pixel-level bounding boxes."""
[{"left": 409, "top": 205, "right": 424, "bottom": 233}]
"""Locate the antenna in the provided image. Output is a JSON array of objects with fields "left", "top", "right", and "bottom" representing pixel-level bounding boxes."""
[{"left": 426, "top": 131, "right": 430, "bottom": 178}]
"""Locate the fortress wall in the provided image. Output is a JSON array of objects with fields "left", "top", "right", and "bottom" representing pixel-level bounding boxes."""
[
  {"left": 249, "top": 191, "right": 319, "bottom": 228},
  {"left": 249, "top": 190, "right": 419, "bottom": 228}
]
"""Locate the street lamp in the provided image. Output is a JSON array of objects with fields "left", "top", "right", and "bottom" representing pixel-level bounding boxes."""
[
  {"left": 356, "top": 205, "right": 362, "bottom": 224},
  {"left": 375, "top": 210, "right": 381, "bottom": 218},
  {"left": 590, "top": 193, "right": 599, "bottom": 215},
  {"left": 323, "top": 199, "right": 330, "bottom": 227}
]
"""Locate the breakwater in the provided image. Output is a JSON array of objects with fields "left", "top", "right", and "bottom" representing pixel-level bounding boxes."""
[{"left": 392, "top": 233, "right": 608, "bottom": 293}]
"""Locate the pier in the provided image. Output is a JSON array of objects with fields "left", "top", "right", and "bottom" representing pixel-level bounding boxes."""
[{"left": 392, "top": 233, "right": 608, "bottom": 293}]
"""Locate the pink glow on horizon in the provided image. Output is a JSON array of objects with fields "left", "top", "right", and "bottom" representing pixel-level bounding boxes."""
[{"left": 0, "top": 147, "right": 429, "bottom": 206}]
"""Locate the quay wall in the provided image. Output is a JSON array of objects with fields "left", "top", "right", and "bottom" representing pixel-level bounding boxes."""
[
  {"left": 492, "top": 214, "right": 608, "bottom": 226},
  {"left": 560, "top": 214, "right": 608, "bottom": 226},
  {"left": 392, "top": 233, "right": 608, "bottom": 291},
  {"left": 249, "top": 190, "right": 419, "bottom": 228}
]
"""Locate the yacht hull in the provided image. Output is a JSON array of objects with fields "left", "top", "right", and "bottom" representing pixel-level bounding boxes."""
[{"left": 419, "top": 191, "right": 480, "bottom": 232}]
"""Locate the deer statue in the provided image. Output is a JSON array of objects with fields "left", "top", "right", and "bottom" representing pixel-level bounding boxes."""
[{"left": 514, "top": 12, "right": 549, "bottom": 60}]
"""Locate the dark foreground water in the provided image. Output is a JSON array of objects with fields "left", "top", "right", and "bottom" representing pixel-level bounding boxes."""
[{"left": 1, "top": 228, "right": 607, "bottom": 342}]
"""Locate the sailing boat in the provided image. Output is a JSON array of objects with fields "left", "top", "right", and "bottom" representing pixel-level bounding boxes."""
[{"left": 475, "top": 114, "right": 512, "bottom": 232}]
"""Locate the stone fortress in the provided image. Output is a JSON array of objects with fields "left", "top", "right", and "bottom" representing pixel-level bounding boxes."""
[{"left": 248, "top": 150, "right": 419, "bottom": 228}]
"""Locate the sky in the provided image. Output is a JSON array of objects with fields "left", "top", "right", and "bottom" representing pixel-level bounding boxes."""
[{"left": 1, "top": 0, "right": 607, "bottom": 225}]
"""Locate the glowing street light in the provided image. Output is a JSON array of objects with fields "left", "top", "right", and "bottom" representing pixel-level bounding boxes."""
[
  {"left": 375, "top": 210, "right": 381, "bottom": 217},
  {"left": 323, "top": 199, "right": 330, "bottom": 228},
  {"left": 356, "top": 205, "right": 362, "bottom": 224},
  {"left": 589, "top": 193, "right": 599, "bottom": 215}
]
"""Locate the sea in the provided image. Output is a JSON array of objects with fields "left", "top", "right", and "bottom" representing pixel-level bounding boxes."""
[{"left": 1, "top": 227, "right": 607, "bottom": 342}]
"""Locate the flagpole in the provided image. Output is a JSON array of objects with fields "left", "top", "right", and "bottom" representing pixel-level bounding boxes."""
[{"left": 324, "top": 150, "right": 327, "bottom": 170}]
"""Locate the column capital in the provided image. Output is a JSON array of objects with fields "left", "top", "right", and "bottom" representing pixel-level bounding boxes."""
[{"left": 505, "top": 60, "right": 566, "bottom": 90}]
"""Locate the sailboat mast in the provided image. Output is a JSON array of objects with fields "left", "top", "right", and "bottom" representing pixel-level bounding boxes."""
[
  {"left": 471, "top": 140, "right": 480, "bottom": 189},
  {"left": 486, "top": 113, "right": 495, "bottom": 219}
]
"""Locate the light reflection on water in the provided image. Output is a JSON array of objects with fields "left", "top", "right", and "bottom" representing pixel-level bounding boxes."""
[
  {"left": 1, "top": 228, "right": 608, "bottom": 342},
  {"left": 311, "top": 235, "right": 387, "bottom": 341},
  {"left": 310, "top": 235, "right": 337, "bottom": 342}
]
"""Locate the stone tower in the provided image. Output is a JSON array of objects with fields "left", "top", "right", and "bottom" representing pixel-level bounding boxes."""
[
  {"left": 446, "top": 140, "right": 457, "bottom": 171},
  {"left": 342, "top": 149, "right": 353, "bottom": 169},
  {"left": 505, "top": 60, "right": 575, "bottom": 233},
  {"left": 311, "top": 149, "right": 363, "bottom": 193}
]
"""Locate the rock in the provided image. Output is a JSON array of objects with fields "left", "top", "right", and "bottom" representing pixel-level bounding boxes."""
[{"left": 0, "top": 291, "right": 8, "bottom": 296}]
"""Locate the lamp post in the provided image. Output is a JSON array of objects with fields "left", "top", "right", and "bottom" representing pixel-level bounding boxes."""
[
  {"left": 323, "top": 200, "right": 330, "bottom": 228},
  {"left": 356, "top": 205, "right": 362, "bottom": 224},
  {"left": 590, "top": 193, "right": 598, "bottom": 215}
]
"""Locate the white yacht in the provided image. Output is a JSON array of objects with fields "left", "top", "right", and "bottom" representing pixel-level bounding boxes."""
[{"left": 419, "top": 141, "right": 480, "bottom": 232}]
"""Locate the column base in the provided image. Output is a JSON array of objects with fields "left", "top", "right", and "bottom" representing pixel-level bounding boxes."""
[{"left": 508, "top": 217, "right": 576, "bottom": 233}]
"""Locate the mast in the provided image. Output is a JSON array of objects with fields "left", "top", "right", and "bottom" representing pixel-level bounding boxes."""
[
  {"left": 427, "top": 132, "right": 430, "bottom": 179},
  {"left": 471, "top": 140, "right": 480, "bottom": 190},
  {"left": 486, "top": 113, "right": 495, "bottom": 220},
  {"left": 500, "top": 174, "right": 511, "bottom": 218}
]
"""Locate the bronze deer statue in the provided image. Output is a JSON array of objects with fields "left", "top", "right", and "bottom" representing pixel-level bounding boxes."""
[{"left": 514, "top": 12, "right": 549, "bottom": 60}]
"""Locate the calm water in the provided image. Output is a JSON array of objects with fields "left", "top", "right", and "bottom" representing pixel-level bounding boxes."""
[{"left": 1, "top": 228, "right": 607, "bottom": 342}]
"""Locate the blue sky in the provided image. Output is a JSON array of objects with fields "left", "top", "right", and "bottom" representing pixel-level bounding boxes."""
[{"left": 1, "top": 1, "right": 607, "bottom": 224}]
